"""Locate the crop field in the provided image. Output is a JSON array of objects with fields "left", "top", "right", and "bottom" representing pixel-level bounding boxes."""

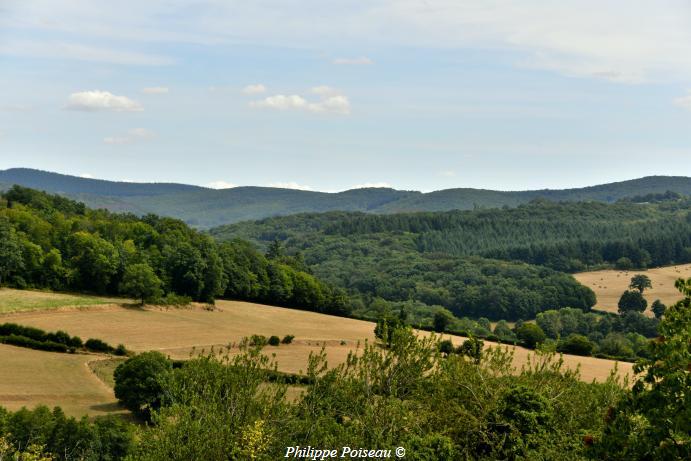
[
  {"left": 0, "top": 344, "right": 119, "bottom": 417},
  {"left": 0, "top": 288, "right": 127, "bottom": 314},
  {"left": 574, "top": 263, "right": 691, "bottom": 314},
  {"left": 4, "top": 296, "right": 632, "bottom": 398}
]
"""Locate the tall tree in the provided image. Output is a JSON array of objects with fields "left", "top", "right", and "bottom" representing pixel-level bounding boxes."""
[
  {"left": 618, "top": 290, "right": 648, "bottom": 314},
  {"left": 0, "top": 219, "right": 23, "bottom": 287},
  {"left": 629, "top": 274, "right": 652, "bottom": 293},
  {"left": 120, "top": 263, "right": 163, "bottom": 305}
]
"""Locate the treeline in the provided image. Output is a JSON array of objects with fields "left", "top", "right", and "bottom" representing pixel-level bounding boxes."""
[
  {"left": 0, "top": 186, "right": 350, "bottom": 315},
  {"left": 0, "top": 322, "right": 127, "bottom": 355},
  {"left": 212, "top": 219, "right": 597, "bottom": 321},
  {"left": 0, "top": 406, "right": 132, "bottom": 460},
  {"left": 218, "top": 200, "right": 691, "bottom": 273}
]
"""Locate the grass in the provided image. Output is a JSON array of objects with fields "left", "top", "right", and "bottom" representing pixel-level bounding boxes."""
[
  {"left": 0, "top": 288, "right": 128, "bottom": 314},
  {"left": 574, "top": 263, "right": 691, "bottom": 314},
  {"left": 89, "top": 357, "right": 127, "bottom": 388},
  {"left": 0, "top": 344, "right": 121, "bottom": 417}
]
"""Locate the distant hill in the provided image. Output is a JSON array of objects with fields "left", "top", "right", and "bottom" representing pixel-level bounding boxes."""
[{"left": 1, "top": 168, "right": 691, "bottom": 227}]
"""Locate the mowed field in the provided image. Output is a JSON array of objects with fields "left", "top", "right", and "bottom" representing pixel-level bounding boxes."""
[
  {"left": 0, "top": 291, "right": 636, "bottom": 417},
  {"left": 0, "top": 344, "right": 119, "bottom": 416},
  {"left": 574, "top": 263, "right": 691, "bottom": 314}
]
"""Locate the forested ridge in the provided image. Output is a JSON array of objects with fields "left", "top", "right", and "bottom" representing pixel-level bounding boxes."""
[
  {"left": 0, "top": 186, "right": 349, "bottom": 315},
  {"left": 210, "top": 198, "right": 691, "bottom": 321},
  {"left": 4, "top": 168, "right": 691, "bottom": 227}
]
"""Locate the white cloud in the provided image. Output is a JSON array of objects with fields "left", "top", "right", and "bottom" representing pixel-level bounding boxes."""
[
  {"left": 104, "top": 128, "right": 155, "bottom": 145},
  {"left": 674, "top": 91, "right": 691, "bottom": 110},
  {"left": 205, "top": 180, "right": 237, "bottom": 189},
  {"left": 66, "top": 90, "right": 143, "bottom": 112},
  {"left": 242, "top": 84, "right": 267, "bottom": 94},
  {"left": 141, "top": 86, "right": 169, "bottom": 94},
  {"left": 79, "top": 173, "right": 94, "bottom": 178},
  {"left": 350, "top": 182, "right": 392, "bottom": 189},
  {"left": 267, "top": 181, "right": 313, "bottom": 191},
  {"left": 332, "top": 56, "right": 373, "bottom": 65},
  {"left": 250, "top": 88, "right": 351, "bottom": 115}
]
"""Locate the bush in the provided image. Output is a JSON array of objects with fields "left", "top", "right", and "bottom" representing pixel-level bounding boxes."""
[
  {"left": 516, "top": 323, "right": 547, "bottom": 348},
  {"left": 249, "top": 335, "right": 268, "bottom": 347},
  {"left": 281, "top": 334, "right": 295, "bottom": 344},
  {"left": 85, "top": 338, "right": 114, "bottom": 353},
  {"left": 439, "top": 339, "right": 454, "bottom": 355},
  {"left": 0, "top": 334, "right": 69, "bottom": 353},
  {"left": 458, "top": 337, "right": 484, "bottom": 363},
  {"left": 268, "top": 335, "right": 280, "bottom": 346},
  {"left": 557, "top": 334, "right": 594, "bottom": 356},
  {"left": 114, "top": 351, "right": 173, "bottom": 419},
  {"left": 618, "top": 290, "right": 647, "bottom": 313},
  {"left": 152, "top": 293, "right": 193, "bottom": 306},
  {"left": 114, "top": 344, "right": 129, "bottom": 356}
]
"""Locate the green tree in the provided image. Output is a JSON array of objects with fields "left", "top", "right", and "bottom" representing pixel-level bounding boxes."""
[
  {"left": 114, "top": 352, "right": 172, "bottom": 419},
  {"left": 120, "top": 263, "right": 163, "bottom": 305},
  {"left": 0, "top": 218, "right": 23, "bottom": 287},
  {"left": 556, "top": 334, "right": 594, "bottom": 356},
  {"left": 516, "top": 323, "right": 547, "bottom": 348},
  {"left": 618, "top": 290, "right": 648, "bottom": 314},
  {"left": 593, "top": 278, "right": 691, "bottom": 459},
  {"left": 433, "top": 309, "right": 454, "bottom": 333},
  {"left": 629, "top": 274, "right": 652, "bottom": 293},
  {"left": 651, "top": 299, "right": 666, "bottom": 319}
]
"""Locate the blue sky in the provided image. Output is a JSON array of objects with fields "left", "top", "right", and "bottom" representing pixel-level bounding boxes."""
[{"left": 1, "top": 1, "right": 691, "bottom": 192}]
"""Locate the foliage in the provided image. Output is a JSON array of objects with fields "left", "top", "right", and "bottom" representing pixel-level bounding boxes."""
[
  {"left": 119, "top": 263, "right": 162, "bottom": 305},
  {"left": 0, "top": 406, "right": 133, "bottom": 460},
  {"left": 557, "top": 334, "right": 595, "bottom": 356},
  {"left": 0, "top": 186, "right": 349, "bottom": 314},
  {"left": 618, "top": 290, "right": 648, "bottom": 314},
  {"left": 0, "top": 322, "right": 122, "bottom": 355},
  {"left": 280, "top": 334, "right": 295, "bottom": 344},
  {"left": 629, "top": 274, "right": 652, "bottom": 293},
  {"left": 651, "top": 299, "right": 666, "bottom": 319},
  {"left": 128, "top": 325, "right": 625, "bottom": 460},
  {"left": 267, "top": 335, "right": 280, "bottom": 346},
  {"left": 516, "top": 323, "right": 547, "bottom": 348},
  {"left": 432, "top": 310, "right": 453, "bottom": 333},
  {"left": 113, "top": 352, "right": 173, "bottom": 419},
  {"left": 592, "top": 278, "right": 691, "bottom": 459}
]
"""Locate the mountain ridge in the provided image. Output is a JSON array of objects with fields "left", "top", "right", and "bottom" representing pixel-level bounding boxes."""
[{"left": 2, "top": 168, "right": 690, "bottom": 227}]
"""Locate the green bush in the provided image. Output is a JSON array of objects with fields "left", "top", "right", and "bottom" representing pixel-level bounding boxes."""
[
  {"left": 0, "top": 334, "right": 69, "bottom": 353},
  {"left": 114, "top": 351, "right": 173, "bottom": 419},
  {"left": 268, "top": 335, "right": 280, "bottom": 346},
  {"left": 516, "top": 323, "right": 547, "bottom": 348},
  {"left": 281, "top": 334, "right": 295, "bottom": 344},
  {"left": 556, "top": 334, "right": 594, "bottom": 356},
  {"left": 249, "top": 334, "right": 268, "bottom": 347},
  {"left": 85, "top": 338, "right": 113, "bottom": 353}
]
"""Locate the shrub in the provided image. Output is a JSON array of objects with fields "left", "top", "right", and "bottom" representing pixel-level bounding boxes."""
[
  {"left": 268, "top": 335, "right": 280, "bottom": 346},
  {"left": 0, "top": 334, "right": 69, "bottom": 353},
  {"left": 556, "top": 334, "right": 594, "bottom": 356},
  {"left": 114, "top": 351, "right": 173, "bottom": 419},
  {"left": 114, "top": 344, "right": 129, "bottom": 356},
  {"left": 516, "top": 323, "right": 547, "bottom": 349},
  {"left": 439, "top": 339, "right": 454, "bottom": 355},
  {"left": 281, "top": 334, "right": 295, "bottom": 344},
  {"left": 458, "top": 337, "right": 484, "bottom": 363},
  {"left": 249, "top": 335, "right": 268, "bottom": 347},
  {"left": 618, "top": 290, "right": 647, "bottom": 313},
  {"left": 85, "top": 338, "right": 113, "bottom": 353}
]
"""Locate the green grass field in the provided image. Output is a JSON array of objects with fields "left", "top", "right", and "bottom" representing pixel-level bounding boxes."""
[{"left": 0, "top": 288, "right": 128, "bottom": 314}]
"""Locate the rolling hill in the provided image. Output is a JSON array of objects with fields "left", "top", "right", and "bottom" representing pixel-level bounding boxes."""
[{"left": 2, "top": 168, "right": 691, "bottom": 227}]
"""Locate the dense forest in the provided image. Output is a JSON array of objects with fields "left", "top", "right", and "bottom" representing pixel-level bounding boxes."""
[
  {"left": 0, "top": 186, "right": 349, "bottom": 316},
  {"left": 210, "top": 198, "right": 691, "bottom": 321}
]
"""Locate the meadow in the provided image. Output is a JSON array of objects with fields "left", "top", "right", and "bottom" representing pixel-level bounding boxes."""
[{"left": 574, "top": 263, "right": 691, "bottom": 314}]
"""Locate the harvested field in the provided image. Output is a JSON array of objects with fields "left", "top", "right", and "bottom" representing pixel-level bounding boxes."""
[
  {"left": 574, "top": 263, "right": 691, "bottom": 314},
  {"left": 0, "top": 288, "right": 127, "bottom": 314},
  {"left": 8, "top": 299, "right": 634, "bottom": 384},
  {"left": 0, "top": 344, "right": 121, "bottom": 417}
]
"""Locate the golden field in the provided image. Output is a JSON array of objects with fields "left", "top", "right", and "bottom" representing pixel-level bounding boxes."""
[{"left": 574, "top": 263, "right": 691, "bottom": 314}]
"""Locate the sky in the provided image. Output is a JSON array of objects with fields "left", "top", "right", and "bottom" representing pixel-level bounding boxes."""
[{"left": 1, "top": 0, "right": 691, "bottom": 192}]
